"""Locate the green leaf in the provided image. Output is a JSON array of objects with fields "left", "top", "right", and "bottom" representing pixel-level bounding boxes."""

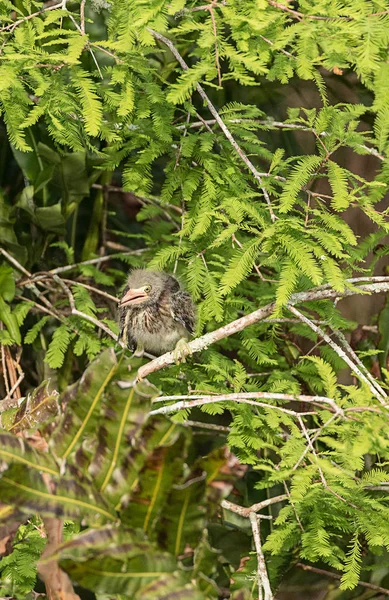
[
  {"left": 340, "top": 534, "right": 362, "bottom": 590},
  {"left": 50, "top": 349, "right": 118, "bottom": 459},
  {"left": 44, "top": 324, "right": 72, "bottom": 368},
  {"left": 0, "top": 430, "right": 59, "bottom": 476},
  {"left": 157, "top": 473, "right": 206, "bottom": 556},
  {"left": 327, "top": 161, "right": 351, "bottom": 211},
  {"left": 0, "top": 464, "right": 116, "bottom": 523},
  {"left": 25, "top": 316, "right": 50, "bottom": 344},
  {"left": 55, "top": 527, "right": 205, "bottom": 598},
  {"left": 279, "top": 156, "right": 322, "bottom": 213},
  {"left": 73, "top": 70, "right": 103, "bottom": 137},
  {"left": 0, "top": 265, "right": 15, "bottom": 301},
  {"left": 121, "top": 434, "right": 186, "bottom": 533},
  {"left": 92, "top": 374, "right": 156, "bottom": 495},
  {"left": 0, "top": 297, "right": 21, "bottom": 345}
]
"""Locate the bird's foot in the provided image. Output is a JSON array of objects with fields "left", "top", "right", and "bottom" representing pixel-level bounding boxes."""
[
  {"left": 133, "top": 342, "right": 144, "bottom": 358},
  {"left": 173, "top": 338, "right": 192, "bottom": 365}
]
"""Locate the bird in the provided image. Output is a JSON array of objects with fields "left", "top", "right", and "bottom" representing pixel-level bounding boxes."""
[{"left": 118, "top": 269, "right": 196, "bottom": 363}]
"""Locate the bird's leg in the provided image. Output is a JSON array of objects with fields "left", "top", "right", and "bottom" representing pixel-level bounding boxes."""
[
  {"left": 172, "top": 337, "right": 192, "bottom": 365},
  {"left": 133, "top": 341, "right": 144, "bottom": 358}
]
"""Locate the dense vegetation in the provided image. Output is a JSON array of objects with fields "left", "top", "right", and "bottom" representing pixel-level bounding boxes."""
[{"left": 1, "top": 0, "right": 389, "bottom": 598}]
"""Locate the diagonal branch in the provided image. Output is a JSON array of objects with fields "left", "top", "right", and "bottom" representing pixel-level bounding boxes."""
[
  {"left": 0, "top": 2, "right": 64, "bottom": 33},
  {"left": 137, "top": 279, "right": 389, "bottom": 380},
  {"left": 296, "top": 563, "right": 389, "bottom": 596},
  {"left": 148, "top": 29, "right": 277, "bottom": 222},
  {"left": 288, "top": 306, "right": 387, "bottom": 405}
]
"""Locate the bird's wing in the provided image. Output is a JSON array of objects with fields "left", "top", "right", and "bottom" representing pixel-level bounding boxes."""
[
  {"left": 171, "top": 291, "right": 196, "bottom": 335},
  {"left": 118, "top": 306, "right": 136, "bottom": 350}
]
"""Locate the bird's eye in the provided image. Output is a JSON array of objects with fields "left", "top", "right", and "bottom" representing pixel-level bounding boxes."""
[{"left": 144, "top": 285, "right": 152, "bottom": 293}]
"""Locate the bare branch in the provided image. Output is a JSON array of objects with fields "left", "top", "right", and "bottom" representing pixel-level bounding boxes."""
[
  {"left": 177, "top": 118, "right": 385, "bottom": 161},
  {"left": 150, "top": 393, "right": 327, "bottom": 417},
  {"left": 222, "top": 494, "right": 288, "bottom": 518},
  {"left": 152, "top": 391, "right": 340, "bottom": 412},
  {"left": 250, "top": 512, "right": 273, "bottom": 600},
  {"left": 296, "top": 563, "right": 389, "bottom": 596},
  {"left": 332, "top": 329, "right": 387, "bottom": 399},
  {"left": 80, "top": 0, "right": 86, "bottom": 34},
  {"left": 0, "top": 373, "right": 24, "bottom": 411},
  {"left": 0, "top": 2, "right": 64, "bottom": 33},
  {"left": 49, "top": 248, "right": 147, "bottom": 275},
  {"left": 288, "top": 306, "right": 387, "bottom": 405}
]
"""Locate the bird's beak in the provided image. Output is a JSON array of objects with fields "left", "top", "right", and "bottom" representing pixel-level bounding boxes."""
[{"left": 120, "top": 288, "right": 148, "bottom": 307}]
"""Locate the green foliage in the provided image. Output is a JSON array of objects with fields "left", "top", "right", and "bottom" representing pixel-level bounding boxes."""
[
  {"left": 0, "top": 518, "right": 46, "bottom": 599},
  {"left": 1, "top": 0, "right": 389, "bottom": 598}
]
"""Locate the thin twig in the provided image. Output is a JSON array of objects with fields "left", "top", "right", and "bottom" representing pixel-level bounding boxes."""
[
  {"left": 298, "top": 414, "right": 359, "bottom": 510},
  {"left": 27, "top": 275, "right": 119, "bottom": 304},
  {"left": 0, "top": 373, "right": 24, "bottom": 411},
  {"left": 51, "top": 275, "right": 122, "bottom": 346},
  {"left": 49, "top": 248, "right": 147, "bottom": 275},
  {"left": 296, "top": 563, "right": 389, "bottom": 596},
  {"left": 293, "top": 412, "right": 341, "bottom": 471},
  {"left": 149, "top": 29, "right": 277, "bottom": 222},
  {"left": 289, "top": 306, "right": 387, "bottom": 405},
  {"left": 62, "top": 279, "right": 118, "bottom": 303},
  {"left": 209, "top": 7, "right": 222, "bottom": 86},
  {"left": 0, "top": 248, "right": 30, "bottom": 277},
  {"left": 0, "top": 2, "right": 63, "bottom": 32},
  {"left": 268, "top": 0, "right": 346, "bottom": 20},
  {"left": 283, "top": 481, "right": 304, "bottom": 532},
  {"left": 183, "top": 420, "right": 230, "bottom": 432},
  {"left": 176, "top": 118, "right": 385, "bottom": 161},
  {"left": 332, "top": 329, "right": 387, "bottom": 400},
  {"left": 0, "top": 343, "right": 10, "bottom": 398},
  {"left": 72, "top": 309, "right": 121, "bottom": 344}
]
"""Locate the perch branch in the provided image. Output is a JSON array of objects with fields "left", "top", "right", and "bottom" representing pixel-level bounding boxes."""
[{"left": 138, "top": 280, "right": 389, "bottom": 380}]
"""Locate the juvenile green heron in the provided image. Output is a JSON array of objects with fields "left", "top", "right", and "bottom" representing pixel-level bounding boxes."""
[{"left": 118, "top": 269, "right": 196, "bottom": 362}]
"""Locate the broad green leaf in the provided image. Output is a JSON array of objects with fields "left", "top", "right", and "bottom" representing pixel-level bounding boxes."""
[
  {"left": 0, "top": 464, "right": 116, "bottom": 523},
  {"left": 92, "top": 370, "right": 156, "bottom": 494},
  {"left": 0, "top": 430, "right": 59, "bottom": 476},
  {"left": 110, "top": 417, "right": 184, "bottom": 508},
  {"left": 50, "top": 349, "right": 118, "bottom": 459},
  {"left": 0, "top": 297, "right": 21, "bottom": 345},
  {"left": 121, "top": 435, "right": 186, "bottom": 533},
  {"left": 157, "top": 472, "right": 206, "bottom": 555},
  {"left": 55, "top": 527, "right": 204, "bottom": 598},
  {"left": 0, "top": 265, "right": 15, "bottom": 301}
]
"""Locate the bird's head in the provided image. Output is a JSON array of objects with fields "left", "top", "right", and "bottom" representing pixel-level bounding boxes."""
[{"left": 119, "top": 269, "right": 176, "bottom": 308}]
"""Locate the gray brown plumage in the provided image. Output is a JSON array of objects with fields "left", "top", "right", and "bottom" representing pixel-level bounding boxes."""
[{"left": 118, "top": 269, "right": 196, "bottom": 356}]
